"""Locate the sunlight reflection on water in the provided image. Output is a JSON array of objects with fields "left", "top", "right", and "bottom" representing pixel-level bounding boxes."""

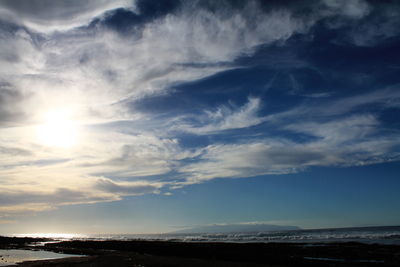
[
  {"left": 0, "top": 249, "right": 81, "bottom": 266},
  {"left": 14, "top": 233, "right": 87, "bottom": 240}
]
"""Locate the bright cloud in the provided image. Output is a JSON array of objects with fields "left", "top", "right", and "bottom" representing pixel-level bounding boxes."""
[
  {"left": 175, "top": 97, "right": 265, "bottom": 134},
  {"left": 0, "top": 0, "right": 136, "bottom": 33}
]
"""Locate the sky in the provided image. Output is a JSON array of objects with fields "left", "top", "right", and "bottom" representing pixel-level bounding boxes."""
[{"left": 0, "top": 0, "right": 400, "bottom": 235}]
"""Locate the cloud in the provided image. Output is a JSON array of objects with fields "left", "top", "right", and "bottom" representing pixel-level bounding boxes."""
[
  {"left": 0, "top": 0, "right": 400, "bottom": 216},
  {"left": 322, "top": 0, "right": 371, "bottom": 19},
  {"left": 0, "top": 0, "right": 136, "bottom": 33},
  {"left": 0, "top": 146, "right": 32, "bottom": 156},
  {"left": 0, "top": 219, "right": 14, "bottom": 224},
  {"left": 80, "top": 134, "right": 185, "bottom": 177},
  {"left": 180, "top": 141, "right": 314, "bottom": 183},
  {"left": 179, "top": 113, "right": 400, "bottom": 184},
  {"left": 176, "top": 97, "right": 265, "bottom": 134},
  {"left": 94, "top": 178, "right": 161, "bottom": 195},
  {"left": 0, "top": 130, "right": 183, "bottom": 215},
  {"left": 286, "top": 114, "right": 379, "bottom": 144},
  {"left": 268, "top": 86, "right": 400, "bottom": 123},
  {"left": 163, "top": 1, "right": 311, "bottom": 63},
  {"left": 1, "top": 0, "right": 384, "bottom": 128},
  {"left": 0, "top": 86, "right": 28, "bottom": 126},
  {"left": 0, "top": 173, "right": 162, "bottom": 216},
  {"left": 322, "top": 0, "right": 400, "bottom": 46}
]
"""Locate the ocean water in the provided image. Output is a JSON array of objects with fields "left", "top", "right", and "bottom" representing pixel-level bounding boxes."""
[
  {"left": 0, "top": 249, "right": 81, "bottom": 266},
  {"left": 14, "top": 225, "right": 400, "bottom": 245}
]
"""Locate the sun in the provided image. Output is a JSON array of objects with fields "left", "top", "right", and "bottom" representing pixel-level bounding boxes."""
[{"left": 36, "top": 110, "right": 79, "bottom": 148}]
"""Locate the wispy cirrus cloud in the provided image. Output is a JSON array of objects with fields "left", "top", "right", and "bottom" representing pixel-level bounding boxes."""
[
  {"left": 175, "top": 97, "right": 265, "bottom": 134},
  {"left": 267, "top": 85, "right": 400, "bottom": 123},
  {"left": 0, "top": 0, "right": 136, "bottom": 33},
  {"left": 179, "top": 114, "right": 400, "bottom": 184}
]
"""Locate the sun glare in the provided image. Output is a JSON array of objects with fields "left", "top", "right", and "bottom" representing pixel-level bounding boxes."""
[
  {"left": 36, "top": 110, "right": 79, "bottom": 148},
  {"left": 15, "top": 233, "right": 85, "bottom": 239}
]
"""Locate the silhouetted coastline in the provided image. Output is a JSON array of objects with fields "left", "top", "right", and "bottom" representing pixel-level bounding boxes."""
[{"left": 1, "top": 236, "right": 400, "bottom": 266}]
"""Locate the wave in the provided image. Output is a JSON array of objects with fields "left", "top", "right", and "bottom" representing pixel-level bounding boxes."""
[{"left": 12, "top": 226, "right": 400, "bottom": 245}]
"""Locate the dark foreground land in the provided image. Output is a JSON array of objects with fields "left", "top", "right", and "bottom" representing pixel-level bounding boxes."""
[{"left": 1, "top": 236, "right": 400, "bottom": 266}]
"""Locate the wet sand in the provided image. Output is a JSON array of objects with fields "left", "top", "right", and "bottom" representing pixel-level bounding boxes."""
[{"left": 1, "top": 236, "right": 400, "bottom": 266}]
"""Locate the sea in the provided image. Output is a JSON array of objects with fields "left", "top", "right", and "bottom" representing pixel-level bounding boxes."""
[
  {"left": 12, "top": 225, "right": 400, "bottom": 245},
  {"left": 0, "top": 249, "right": 80, "bottom": 266}
]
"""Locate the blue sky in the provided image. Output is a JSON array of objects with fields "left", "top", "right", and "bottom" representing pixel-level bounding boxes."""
[{"left": 0, "top": 0, "right": 399, "bottom": 234}]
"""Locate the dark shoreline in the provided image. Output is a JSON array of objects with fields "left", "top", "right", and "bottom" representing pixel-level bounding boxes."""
[{"left": 1, "top": 236, "right": 400, "bottom": 266}]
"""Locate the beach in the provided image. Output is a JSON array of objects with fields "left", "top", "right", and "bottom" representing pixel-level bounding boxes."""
[{"left": 1, "top": 236, "right": 400, "bottom": 266}]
